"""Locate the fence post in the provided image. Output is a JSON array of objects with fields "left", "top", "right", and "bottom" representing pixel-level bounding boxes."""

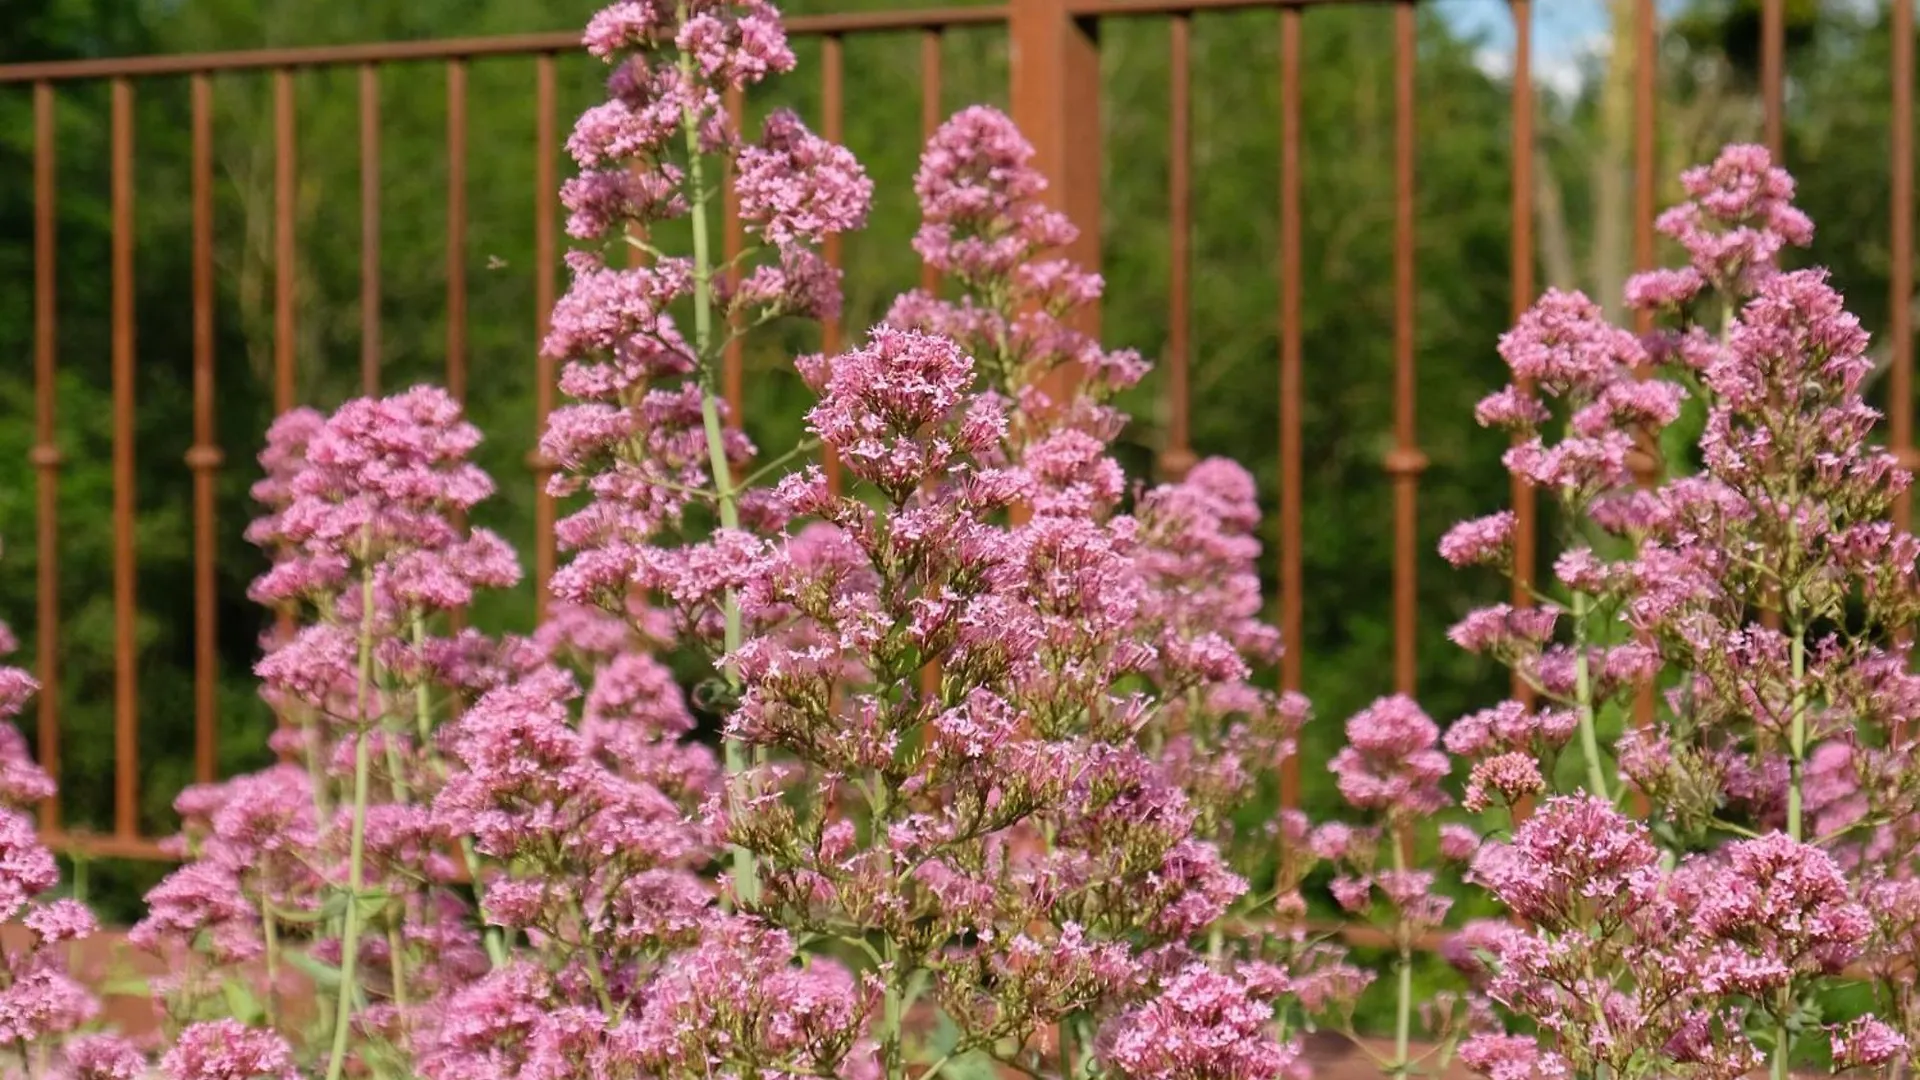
[{"left": 1009, "top": 0, "right": 1102, "bottom": 339}]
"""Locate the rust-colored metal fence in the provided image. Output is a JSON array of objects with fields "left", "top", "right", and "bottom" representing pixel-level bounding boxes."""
[{"left": 1, "top": 0, "right": 1915, "bottom": 863}]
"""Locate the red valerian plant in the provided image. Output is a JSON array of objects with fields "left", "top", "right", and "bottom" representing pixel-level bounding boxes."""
[
  {"left": 0, "top": 605, "right": 147, "bottom": 1080},
  {"left": 1433, "top": 145, "right": 1914, "bottom": 1079},
  {"left": 18, "top": 0, "right": 1920, "bottom": 1075},
  {"left": 113, "top": 4, "right": 1299, "bottom": 1079},
  {"left": 135, "top": 388, "right": 524, "bottom": 1078}
]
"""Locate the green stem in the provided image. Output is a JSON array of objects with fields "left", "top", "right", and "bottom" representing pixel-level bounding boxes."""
[
  {"left": 260, "top": 899, "right": 280, "bottom": 1029},
  {"left": 870, "top": 776, "right": 905, "bottom": 1080},
  {"left": 569, "top": 896, "right": 617, "bottom": 1014},
  {"left": 1391, "top": 835, "right": 1413, "bottom": 1078},
  {"left": 301, "top": 703, "right": 333, "bottom": 826},
  {"left": 1775, "top": 484, "right": 1806, "bottom": 1080},
  {"left": 1787, "top": 631, "right": 1806, "bottom": 846},
  {"left": 407, "top": 616, "right": 508, "bottom": 967},
  {"left": 920, "top": 1051, "right": 956, "bottom": 1080},
  {"left": 387, "top": 924, "right": 410, "bottom": 1018},
  {"left": 678, "top": 8, "right": 756, "bottom": 908},
  {"left": 462, "top": 837, "right": 508, "bottom": 967},
  {"left": 1786, "top": 584, "right": 1807, "bottom": 846},
  {"left": 409, "top": 616, "right": 434, "bottom": 744},
  {"left": 324, "top": 565, "right": 378, "bottom": 1080},
  {"left": 1571, "top": 591, "right": 1611, "bottom": 801}
]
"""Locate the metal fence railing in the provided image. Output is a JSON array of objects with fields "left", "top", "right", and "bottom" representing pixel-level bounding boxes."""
[{"left": 1, "top": 0, "right": 1914, "bottom": 864}]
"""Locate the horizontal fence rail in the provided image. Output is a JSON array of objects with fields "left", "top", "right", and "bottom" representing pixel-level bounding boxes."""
[{"left": 2, "top": 0, "right": 1916, "bottom": 872}]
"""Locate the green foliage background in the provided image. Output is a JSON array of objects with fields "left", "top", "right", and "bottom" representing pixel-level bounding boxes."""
[{"left": 0, "top": 0, "right": 1915, "bottom": 980}]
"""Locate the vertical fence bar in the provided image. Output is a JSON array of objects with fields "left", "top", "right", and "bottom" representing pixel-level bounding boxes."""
[
  {"left": 189, "top": 74, "right": 222, "bottom": 787},
  {"left": 31, "top": 83, "right": 61, "bottom": 833},
  {"left": 111, "top": 78, "right": 139, "bottom": 840},
  {"left": 1632, "top": 0, "right": 1656, "bottom": 339},
  {"left": 918, "top": 30, "right": 945, "bottom": 703},
  {"left": 1010, "top": 0, "right": 1102, "bottom": 357},
  {"left": 532, "top": 54, "right": 558, "bottom": 618},
  {"left": 1760, "top": 0, "right": 1785, "bottom": 158},
  {"left": 447, "top": 59, "right": 469, "bottom": 403},
  {"left": 1892, "top": 0, "right": 1915, "bottom": 523},
  {"left": 1508, "top": 0, "right": 1537, "bottom": 706},
  {"left": 822, "top": 35, "right": 846, "bottom": 497},
  {"left": 1163, "top": 15, "right": 1194, "bottom": 482},
  {"left": 275, "top": 68, "right": 297, "bottom": 415},
  {"left": 723, "top": 88, "right": 745, "bottom": 420},
  {"left": 1389, "top": 0, "right": 1424, "bottom": 698},
  {"left": 272, "top": 69, "right": 299, "bottom": 642},
  {"left": 1277, "top": 6, "right": 1304, "bottom": 809},
  {"left": 361, "top": 63, "right": 382, "bottom": 396},
  {"left": 1631, "top": 0, "right": 1658, "bottom": 734},
  {"left": 921, "top": 29, "right": 943, "bottom": 296}
]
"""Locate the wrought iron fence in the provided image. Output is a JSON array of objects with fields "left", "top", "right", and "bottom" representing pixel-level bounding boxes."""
[{"left": 0, "top": 0, "right": 1914, "bottom": 865}]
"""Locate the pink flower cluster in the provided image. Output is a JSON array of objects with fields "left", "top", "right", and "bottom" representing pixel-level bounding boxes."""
[
  {"left": 1458, "top": 797, "right": 1878, "bottom": 1080},
  {"left": 61, "top": 8, "right": 1920, "bottom": 1080},
  {"left": 0, "top": 610, "right": 145, "bottom": 1076},
  {"left": 886, "top": 105, "right": 1146, "bottom": 448},
  {"left": 1100, "top": 964, "right": 1301, "bottom": 1080},
  {"left": 725, "top": 323, "right": 1285, "bottom": 1072},
  {"left": 542, "top": 0, "right": 869, "bottom": 663},
  {"left": 1629, "top": 143, "right": 1814, "bottom": 309},
  {"left": 1435, "top": 145, "right": 1916, "bottom": 1080},
  {"left": 135, "top": 388, "right": 536, "bottom": 1074}
]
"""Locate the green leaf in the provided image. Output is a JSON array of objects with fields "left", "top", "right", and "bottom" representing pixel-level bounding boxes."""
[
  {"left": 286, "top": 951, "right": 344, "bottom": 991},
  {"left": 96, "top": 975, "right": 154, "bottom": 997},
  {"left": 219, "top": 979, "right": 263, "bottom": 1025}
]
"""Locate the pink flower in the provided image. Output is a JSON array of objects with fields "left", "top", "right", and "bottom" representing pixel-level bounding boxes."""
[
  {"left": 1464, "top": 752, "right": 1544, "bottom": 813},
  {"left": 628, "top": 917, "right": 875, "bottom": 1076},
  {"left": 0, "top": 808, "right": 58, "bottom": 923},
  {"left": 583, "top": 1, "right": 670, "bottom": 58},
  {"left": 1683, "top": 832, "right": 1869, "bottom": 980},
  {"left": 64, "top": 1035, "right": 148, "bottom": 1080},
  {"left": 1438, "top": 823, "right": 1481, "bottom": 862},
  {"left": 736, "top": 110, "right": 872, "bottom": 248},
  {"left": 1831, "top": 1016, "right": 1907, "bottom": 1070},
  {"left": 1330, "top": 695, "right": 1449, "bottom": 817},
  {"left": 1470, "top": 795, "right": 1659, "bottom": 929},
  {"left": 1458, "top": 1034, "right": 1568, "bottom": 1080},
  {"left": 24, "top": 898, "right": 96, "bottom": 943},
  {"left": 1100, "top": 964, "right": 1300, "bottom": 1080},
  {"left": 805, "top": 328, "right": 986, "bottom": 498},
  {"left": 160, "top": 1021, "right": 298, "bottom": 1080},
  {"left": 1439, "top": 512, "right": 1515, "bottom": 569},
  {"left": 1447, "top": 604, "right": 1557, "bottom": 656},
  {"left": 1656, "top": 143, "right": 1812, "bottom": 295},
  {"left": 1496, "top": 289, "right": 1646, "bottom": 398},
  {"left": 0, "top": 966, "right": 98, "bottom": 1042}
]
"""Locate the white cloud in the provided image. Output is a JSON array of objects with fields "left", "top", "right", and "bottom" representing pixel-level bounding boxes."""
[{"left": 1471, "top": 31, "right": 1603, "bottom": 102}]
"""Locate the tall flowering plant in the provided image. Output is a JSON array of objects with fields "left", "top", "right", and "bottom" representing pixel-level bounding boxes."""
[
  {"left": 1298, "top": 696, "right": 1482, "bottom": 1079},
  {"left": 886, "top": 105, "right": 1147, "bottom": 450},
  {"left": 49, "top": 7, "right": 1920, "bottom": 1080},
  {"left": 888, "top": 108, "right": 1304, "bottom": 897},
  {"left": 718, "top": 323, "right": 1289, "bottom": 1078},
  {"left": 541, "top": 0, "right": 871, "bottom": 901},
  {"left": 885, "top": 105, "right": 1335, "bottom": 1076},
  {"left": 1429, "top": 146, "right": 1915, "bottom": 1078},
  {"left": 134, "top": 388, "right": 523, "bottom": 1079},
  {"left": 0, "top": 598, "right": 146, "bottom": 1080}
]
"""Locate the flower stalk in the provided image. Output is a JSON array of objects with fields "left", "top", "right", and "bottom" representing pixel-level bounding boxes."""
[{"left": 324, "top": 563, "right": 378, "bottom": 1080}]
